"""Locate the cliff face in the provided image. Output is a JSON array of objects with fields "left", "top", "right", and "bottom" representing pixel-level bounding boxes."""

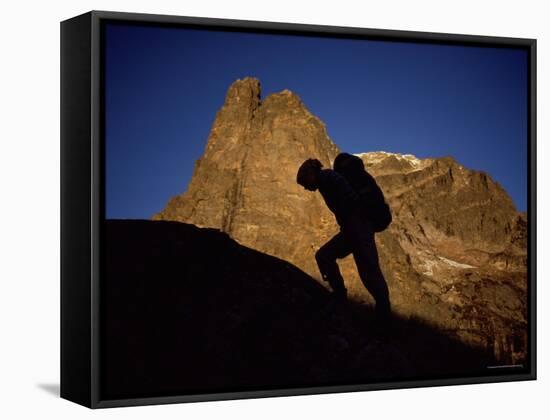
[
  {"left": 358, "top": 152, "right": 527, "bottom": 363},
  {"left": 153, "top": 77, "right": 528, "bottom": 364}
]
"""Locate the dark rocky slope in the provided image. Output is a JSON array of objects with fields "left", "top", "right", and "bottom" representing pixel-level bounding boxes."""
[{"left": 102, "top": 220, "right": 499, "bottom": 400}]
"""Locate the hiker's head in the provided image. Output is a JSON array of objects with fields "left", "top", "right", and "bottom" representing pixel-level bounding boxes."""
[{"left": 297, "top": 158, "right": 323, "bottom": 191}]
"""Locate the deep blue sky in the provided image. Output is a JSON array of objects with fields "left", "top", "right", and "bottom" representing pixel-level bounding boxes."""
[{"left": 105, "top": 22, "right": 528, "bottom": 219}]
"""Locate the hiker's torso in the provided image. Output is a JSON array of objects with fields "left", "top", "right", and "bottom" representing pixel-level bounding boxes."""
[{"left": 317, "top": 169, "right": 359, "bottom": 227}]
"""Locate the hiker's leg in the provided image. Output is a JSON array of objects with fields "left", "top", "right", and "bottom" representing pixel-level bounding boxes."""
[
  {"left": 315, "top": 232, "right": 352, "bottom": 298},
  {"left": 347, "top": 221, "right": 391, "bottom": 316}
]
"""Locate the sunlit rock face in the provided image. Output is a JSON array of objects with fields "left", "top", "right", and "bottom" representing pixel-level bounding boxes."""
[{"left": 154, "top": 77, "right": 528, "bottom": 365}]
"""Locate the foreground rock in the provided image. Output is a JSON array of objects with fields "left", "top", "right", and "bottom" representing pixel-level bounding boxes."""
[{"left": 102, "top": 220, "right": 496, "bottom": 399}]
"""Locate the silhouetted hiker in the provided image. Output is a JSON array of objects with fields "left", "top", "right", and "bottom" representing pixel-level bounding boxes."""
[{"left": 296, "top": 158, "right": 391, "bottom": 322}]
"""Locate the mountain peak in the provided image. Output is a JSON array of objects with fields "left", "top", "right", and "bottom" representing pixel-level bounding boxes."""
[
  {"left": 228, "top": 76, "right": 261, "bottom": 89},
  {"left": 262, "top": 88, "right": 304, "bottom": 109},
  {"left": 223, "top": 76, "right": 261, "bottom": 108},
  {"left": 271, "top": 88, "right": 299, "bottom": 98}
]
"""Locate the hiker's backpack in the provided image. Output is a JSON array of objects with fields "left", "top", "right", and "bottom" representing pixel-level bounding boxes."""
[{"left": 333, "top": 153, "right": 392, "bottom": 232}]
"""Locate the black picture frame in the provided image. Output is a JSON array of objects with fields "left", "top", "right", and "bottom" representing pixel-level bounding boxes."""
[{"left": 60, "top": 10, "right": 537, "bottom": 409}]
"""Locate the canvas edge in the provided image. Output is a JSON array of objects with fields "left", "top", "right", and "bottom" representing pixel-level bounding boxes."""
[{"left": 60, "top": 11, "right": 94, "bottom": 408}]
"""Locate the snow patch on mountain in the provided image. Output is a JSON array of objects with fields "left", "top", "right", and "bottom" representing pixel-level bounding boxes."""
[{"left": 354, "top": 151, "right": 430, "bottom": 170}]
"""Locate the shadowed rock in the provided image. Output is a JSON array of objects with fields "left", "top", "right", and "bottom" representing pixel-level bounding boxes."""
[{"left": 102, "top": 220, "right": 503, "bottom": 400}]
